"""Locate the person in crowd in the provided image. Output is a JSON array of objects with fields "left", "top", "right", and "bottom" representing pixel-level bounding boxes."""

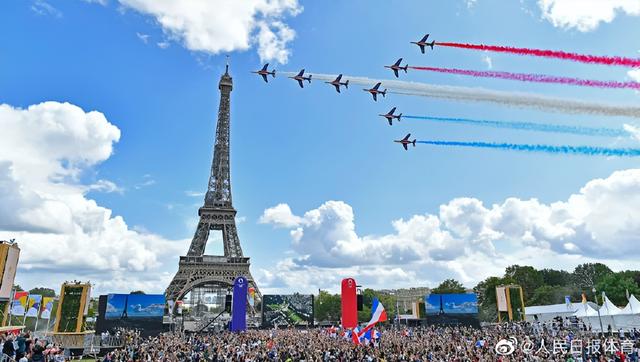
[{"left": 2, "top": 335, "right": 15, "bottom": 361}]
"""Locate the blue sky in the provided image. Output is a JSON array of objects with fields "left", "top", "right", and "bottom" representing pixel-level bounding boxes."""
[{"left": 2, "top": 0, "right": 640, "bottom": 295}]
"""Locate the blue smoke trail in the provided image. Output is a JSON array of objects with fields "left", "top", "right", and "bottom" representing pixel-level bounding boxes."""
[
  {"left": 404, "top": 115, "right": 627, "bottom": 138},
  {"left": 417, "top": 140, "right": 640, "bottom": 157}
]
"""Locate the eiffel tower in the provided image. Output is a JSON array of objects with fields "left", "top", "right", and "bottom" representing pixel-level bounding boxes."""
[{"left": 166, "top": 65, "right": 260, "bottom": 306}]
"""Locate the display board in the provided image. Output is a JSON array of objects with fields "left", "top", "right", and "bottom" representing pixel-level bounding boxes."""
[
  {"left": 0, "top": 244, "right": 20, "bottom": 300},
  {"left": 262, "top": 294, "right": 314, "bottom": 328},
  {"left": 442, "top": 294, "right": 478, "bottom": 314},
  {"left": 424, "top": 293, "right": 480, "bottom": 328},
  {"left": 98, "top": 294, "right": 167, "bottom": 337},
  {"left": 425, "top": 294, "right": 442, "bottom": 315},
  {"left": 106, "top": 293, "right": 164, "bottom": 319},
  {"left": 53, "top": 282, "right": 91, "bottom": 333}
]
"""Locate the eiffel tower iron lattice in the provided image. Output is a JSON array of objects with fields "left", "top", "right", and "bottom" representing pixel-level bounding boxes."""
[{"left": 166, "top": 65, "right": 260, "bottom": 306}]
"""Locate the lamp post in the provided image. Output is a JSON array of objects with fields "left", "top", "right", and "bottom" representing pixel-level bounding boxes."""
[{"left": 593, "top": 287, "right": 604, "bottom": 335}]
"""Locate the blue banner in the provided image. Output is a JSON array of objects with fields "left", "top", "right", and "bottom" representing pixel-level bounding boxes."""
[{"left": 230, "top": 276, "right": 247, "bottom": 332}]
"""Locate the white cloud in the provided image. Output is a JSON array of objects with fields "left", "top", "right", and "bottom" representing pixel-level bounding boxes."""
[
  {"left": 115, "top": 0, "right": 302, "bottom": 63},
  {"left": 0, "top": 102, "right": 184, "bottom": 294},
  {"left": 259, "top": 169, "right": 640, "bottom": 292},
  {"left": 31, "top": 0, "right": 62, "bottom": 17},
  {"left": 465, "top": 0, "right": 477, "bottom": 9},
  {"left": 624, "top": 124, "right": 640, "bottom": 141},
  {"left": 136, "top": 32, "right": 150, "bottom": 44},
  {"left": 629, "top": 68, "right": 640, "bottom": 82},
  {"left": 538, "top": 0, "right": 640, "bottom": 32},
  {"left": 482, "top": 55, "right": 493, "bottom": 69},
  {"left": 184, "top": 190, "right": 204, "bottom": 197},
  {"left": 157, "top": 41, "right": 170, "bottom": 50},
  {"left": 87, "top": 179, "right": 124, "bottom": 194},
  {"left": 134, "top": 174, "right": 156, "bottom": 189},
  {"left": 259, "top": 203, "right": 304, "bottom": 228},
  {"left": 82, "top": 0, "right": 108, "bottom": 5}
]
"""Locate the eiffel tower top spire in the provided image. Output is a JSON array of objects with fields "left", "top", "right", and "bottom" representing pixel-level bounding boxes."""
[{"left": 204, "top": 65, "right": 233, "bottom": 207}]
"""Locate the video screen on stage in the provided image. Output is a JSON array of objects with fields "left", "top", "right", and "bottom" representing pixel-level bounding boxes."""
[
  {"left": 442, "top": 293, "right": 478, "bottom": 314},
  {"left": 106, "top": 294, "right": 165, "bottom": 319},
  {"left": 262, "top": 294, "right": 314, "bottom": 327},
  {"left": 425, "top": 294, "right": 441, "bottom": 315},
  {"left": 106, "top": 294, "right": 126, "bottom": 319}
]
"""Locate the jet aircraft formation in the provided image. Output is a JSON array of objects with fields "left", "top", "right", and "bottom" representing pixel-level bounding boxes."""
[{"left": 251, "top": 34, "right": 437, "bottom": 151}]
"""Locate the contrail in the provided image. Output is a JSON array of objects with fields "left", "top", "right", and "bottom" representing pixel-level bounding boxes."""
[
  {"left": 404, "top": 115, "right": 628, "bottom": 137},
  {"left": 418, "top": 140, "right": 640, "bottom": 157},
  {"left": 281, "top": 71, "right": 640, "bottom": 118},
  {"left": 409, "top": 66, "right": 640, "bottom": 90},
  {"left": 435, "top": 42, "right": 640, "bottom": 68}
]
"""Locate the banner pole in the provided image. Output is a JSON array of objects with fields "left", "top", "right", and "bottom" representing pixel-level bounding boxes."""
[{"left": 8, "top": 287, "right": 14, "bottom": 326}]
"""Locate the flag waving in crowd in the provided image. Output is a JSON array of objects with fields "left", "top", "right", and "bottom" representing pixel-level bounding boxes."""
[
  {"left": 348, "top": 298, "right": 388, "bottom": 345},
  {"left": 360, "top": 298, "right": 387, "bottom": 335}
]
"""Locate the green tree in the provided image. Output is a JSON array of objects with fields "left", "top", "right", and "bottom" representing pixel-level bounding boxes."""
[
  {"left": 617, "top": 270, "right": 640, "bottom": 288},
  {"left": 314, "top": 291, "right": 341, "bottom": 322},
  {"left": 529, "top": 285, "right": 557, "bottom": 306},
  {"left": 504, "top": 265, "right": 544, "bottom": 303},
  {"left": 474, "top": 276, "right": 513, "bottom": 322},
  {"left": 28, "top": 287, "right": 56, "bottom": 297},
  {"left": 539, "top": 269, "right": 571, "bottom": 286},
  {"left": 596, "top": 273, "right": 640, "bottom": 306},
  {"left": 432, "top": 279, "right": 466, "bottom": 294},
  {"left": 572, "top": 263, "right": 613, "bottom": 291},
  {"left": 13, "top": 285, "right": 23, "bottom": 292},
  {"left": 130, "top": 290, "right": 146, "bottom": 294}
]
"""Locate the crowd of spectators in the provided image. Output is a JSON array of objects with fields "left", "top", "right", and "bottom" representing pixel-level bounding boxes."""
[
  {"left": 99, "top": 322, "right": 640, "bottom": 362},
  {"left": 0, "top": 332, "right": 66, "bottom": 362}
]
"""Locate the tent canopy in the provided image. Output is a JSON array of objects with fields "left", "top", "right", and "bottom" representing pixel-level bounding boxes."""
[
  {"left": 600, "top": 295, "right": 623, "bottom": 316},
  {"left": 526, "top": 302, "right": 580, "bottom": 316},
  {"left": 620, "top": 295, "right": 640, "bottom": 315},
  {"left": 573, "top": 303, "right": 600, "bottom": 318}
]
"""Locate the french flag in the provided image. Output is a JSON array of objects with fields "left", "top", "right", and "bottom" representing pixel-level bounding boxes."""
[
  {"left": 363, "top": 329, "right": 381, "bottom": 342},
  {"left": 350, "top": 327, "right": 362, "bottom": 345},
  {"left": 359, "top": 298, "right": 387, "bottom": 335}
]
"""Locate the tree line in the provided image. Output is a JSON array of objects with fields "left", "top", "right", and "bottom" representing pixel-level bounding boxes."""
[{"left": 314, "top": 263, "right": 640, "bottom": 323}]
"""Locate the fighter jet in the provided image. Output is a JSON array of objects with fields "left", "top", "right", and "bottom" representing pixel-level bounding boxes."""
[
  {"left": 394, "top": 133, "right": 416, "bottom": 150},
  {"left": 325, "top": 74, "right": 349, "bottom": 93},
  {"left": 379, "top": 107, "right": 402, "bottom": 126},
  {"left": 363, "top": 82, "right": 387, "bottom": 101},
  {"left": 288, "top": 69, "right": 312, "bottom": 88},
  {"left": 252, "top": 63, "right": 276, "bottom": 82},
  {"left": 411, "top": 34, "right": 435, "bottom": 54},
  {"left": 384, "top": 58, "right": 408, "bottom": 78}
]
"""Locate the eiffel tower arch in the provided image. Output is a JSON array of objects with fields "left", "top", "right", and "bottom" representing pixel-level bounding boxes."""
[{"left": 166, "top": 65, "right": 260, "bottom": 308}]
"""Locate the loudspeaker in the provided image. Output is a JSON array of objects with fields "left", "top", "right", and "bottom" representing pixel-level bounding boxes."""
[
  {"left": 95, "top": 295, "right": 108, "bottom": 333},
  {"left": 357, "top": 294, "right": 363, "bottom": 311},
  {"left": 225, "top": 295, "right": 232, "bottom": 312}
]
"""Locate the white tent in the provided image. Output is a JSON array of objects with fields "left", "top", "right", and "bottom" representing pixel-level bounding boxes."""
[
  {"left": 573, "top": 303, "right": 600, "bottom": 330},
  {"left": 573, "top": 295, "right": 640, "bottom": 332},
  {"left": 620, "top": 295, "right": 640, "bottom": 314},
  {"left": 613, "top": 295, "right": 640, "bottom": 330},
  {"left": 592, "top": 295, "right": 622, "bottom": 331},
  {"left": 525, "top": 302, "right": 584, "bottom": 322}
]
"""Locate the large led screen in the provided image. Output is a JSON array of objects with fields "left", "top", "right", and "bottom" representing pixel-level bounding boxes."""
[{"left": 262, "top": 294, "right": 313, "bottom": 327}]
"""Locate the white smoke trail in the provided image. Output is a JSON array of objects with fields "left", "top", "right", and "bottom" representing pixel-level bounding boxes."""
[{"left": 281, "top": 72, "right": 640, "bottom": 118}]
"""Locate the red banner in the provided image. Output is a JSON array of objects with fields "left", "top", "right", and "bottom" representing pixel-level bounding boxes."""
[{"left": 341, "top": 278, "right": 357, "bottom": 329}]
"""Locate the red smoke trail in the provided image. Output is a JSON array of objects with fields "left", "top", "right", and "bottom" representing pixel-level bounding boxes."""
[
  {"left": 436, "top": 42, "right": 640, "bottom": 68},
  {"left": 409, "top": 66, "right": 640, "bottom": 90}
]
